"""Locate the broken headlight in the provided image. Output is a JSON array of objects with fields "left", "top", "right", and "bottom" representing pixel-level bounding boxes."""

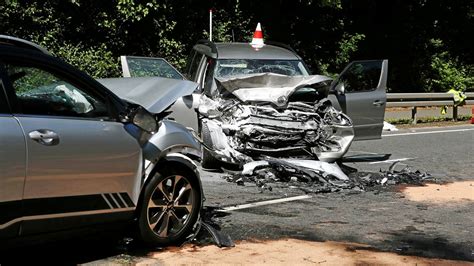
[{"left": 132, "top": 107, "right": 158, "bottom": 133}]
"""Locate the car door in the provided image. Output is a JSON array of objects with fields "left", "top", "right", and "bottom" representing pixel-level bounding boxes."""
[
  {"left": 0, "top": 73, "right": 26, "bottom": 239},
  {"left": 329, "top": 60, "right": 388, "bottom": 140},
  {"left": 2, "top": 58, "right": 142, "bottom": 235}
]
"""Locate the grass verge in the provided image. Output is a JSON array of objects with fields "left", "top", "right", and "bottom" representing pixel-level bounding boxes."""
[{"left": 386, "top": 114, "right": 472, "bottom": 125}]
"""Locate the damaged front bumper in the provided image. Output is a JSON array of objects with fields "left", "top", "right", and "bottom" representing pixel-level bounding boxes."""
[
  {"left": 201, "top": 96, "right": 354, "bottom": 165},
  {"left": 198, "top": 73, "right": 356, "bottom": 169}
]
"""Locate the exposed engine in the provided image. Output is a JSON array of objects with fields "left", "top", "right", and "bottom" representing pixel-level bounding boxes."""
[{"left": 199, "top": 73, "right": 355, "bottom": 165}]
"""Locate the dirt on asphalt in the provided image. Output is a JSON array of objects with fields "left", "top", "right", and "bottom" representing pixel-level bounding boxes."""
[
  {"left": 402, "top": 181, "right": 474, "bottom": 204},
  {"left": 140, "top": 238, "right": 473, "bottom": 265}
]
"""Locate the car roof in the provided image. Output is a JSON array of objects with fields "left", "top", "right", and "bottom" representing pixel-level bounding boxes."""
[
  {"left": 0, "top": 35, "right": 51, "bottom": 55},
  {"left": 194, "top": 42, "right": 301, "bottom": 60}
]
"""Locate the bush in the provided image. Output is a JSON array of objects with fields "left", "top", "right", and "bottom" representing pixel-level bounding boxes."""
[
  {"left": 426, "top": 39, "right": 474, "bottom": 92},
  {"left": 52, "top": 43, "right": 121, "bottom": 78}
]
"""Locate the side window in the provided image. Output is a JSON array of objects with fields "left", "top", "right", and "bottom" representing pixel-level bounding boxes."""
[
  {"left": 6, "top": 63, "right": 109, "bottom": 119},
  {"left": 0, "top": 80, "right": 10, "bottom": 114},
  {"left": 189, "top": 54, "right": 204, "bottom": 82},
  {"left": 339, "top": 61, "right": 382, "bottom": 93},
  {"left": 203, "top": 59, "right": 216, "bottom": 96},
  {"left": 185, "top": 50, "right": 197, "bottom": 79}
]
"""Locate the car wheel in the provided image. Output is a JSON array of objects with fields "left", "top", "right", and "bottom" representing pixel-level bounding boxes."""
[
  {"left": 201, "top": 121, "right": 221, "bottom": 169},
  {"left": 138, "top": 167, "right": 201, "bottom": 246}
]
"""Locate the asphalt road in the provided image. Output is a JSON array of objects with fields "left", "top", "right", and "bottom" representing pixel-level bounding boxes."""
[
  {"left": 1, "top": 124, "right": 473, "bottom": 264},
  {"left": 197, "top": 124, "right": 474, "bottom": 259}
]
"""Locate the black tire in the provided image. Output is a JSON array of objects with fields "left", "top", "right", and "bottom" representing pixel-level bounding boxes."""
[
  {"left": 138, "top": 167, "right": 202, "bottom": 246},
  {"left": 201, "top": 121, "right": 221, "bottom": 169}
]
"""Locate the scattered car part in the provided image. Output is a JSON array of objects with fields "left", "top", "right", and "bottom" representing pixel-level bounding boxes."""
[
  {"left": 187, "top": 206, "right": 234, "bottom": 248},
  {"left": 342, "top": 154, "right": 391, "bottom": 163},
  {"left": 200, "top": 222, "right": 235, "bottom": 248},
  {"left": 225, "top": 159, "right": 433, "bottom": 194}
]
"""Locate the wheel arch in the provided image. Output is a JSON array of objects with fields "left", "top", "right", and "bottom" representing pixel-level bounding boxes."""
[{"left": 136, "top": 154, "right": 204, "bottom": 217}]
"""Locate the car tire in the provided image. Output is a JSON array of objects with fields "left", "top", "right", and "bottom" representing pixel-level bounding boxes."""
[
  {"left": 201, "top": 121, "right": 221, "bottom": 169},
  {"left": 138, "top": 167, "right": 202, "bottom": 246}
]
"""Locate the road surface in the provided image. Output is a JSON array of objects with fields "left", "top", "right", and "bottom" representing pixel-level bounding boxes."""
[{"left": 1, "top": 124, "right": 473, "bottom": 264}]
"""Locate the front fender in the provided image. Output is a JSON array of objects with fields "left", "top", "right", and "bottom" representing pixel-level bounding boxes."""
[
  {"left": 143, "top": 120, "right": 201, "bottom": 163},
  {"left": 159, "top": 153, "right": 202, "bottom": 194},
  {"left": 136, "top": 153, "right": 205, "bottom": 221},
  {"left": 143, "top": 153, "right": 204, "bottom": 203}
]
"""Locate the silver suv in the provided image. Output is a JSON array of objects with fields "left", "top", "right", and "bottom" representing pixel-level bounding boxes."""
[
  {"left": 121, "top": 41, "right": 388, "bottom": 169},
  {"left": 179, "top": 41, "right": 387, "bottom": 167},
  {"left": 0, "top": 36, "right": 203, "bottom": 246}
]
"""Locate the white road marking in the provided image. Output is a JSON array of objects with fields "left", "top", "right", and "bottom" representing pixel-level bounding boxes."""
[
  {"left": 346, "top": 150, "right": 379, "bottom": 155},
  {"left": 368, "top": 157, "right": 415, "bottom": 164},
  {"left": 220, "top": 195, "right": 312, "bottom": 212},
  {"left": 382, "top": 128, "right": 474, "bottom": 137}
]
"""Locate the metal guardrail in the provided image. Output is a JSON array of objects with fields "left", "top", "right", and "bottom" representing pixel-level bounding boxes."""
[{"left": 386, "top": 92, "right": 474, "bottom": 124}]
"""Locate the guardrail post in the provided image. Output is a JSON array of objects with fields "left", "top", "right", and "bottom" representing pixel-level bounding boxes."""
[
  {"left": 453, "top": 105, "right": 458, "bottom": 121},
  {"left": 411, "top": 107, "right": 417, "bottom": 124}
]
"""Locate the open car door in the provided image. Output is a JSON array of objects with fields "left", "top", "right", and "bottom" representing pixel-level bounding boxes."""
[{"left": 329, "top": 60, "right": 388, "bottom": 140}]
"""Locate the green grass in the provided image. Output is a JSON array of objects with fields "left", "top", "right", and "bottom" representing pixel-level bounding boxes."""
[{"left": 386, "top": 114, "right": 472, "bottom": 125}]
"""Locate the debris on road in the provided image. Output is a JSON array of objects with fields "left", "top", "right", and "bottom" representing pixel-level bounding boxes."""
[
  {"left": 223, "top": 160, "right": 433, "bottom": 193},
  {"left": 200, "top": 222, "right": 234, "bottom": 248},
  {"left": 110, "top": 207, "right": 235, "bottom": 250},
  {"left": 187, "top": 207, "right": 235, "bottom": 248},
  {"left": 383, "top": 121, "right": 399, "bottom": 131}
]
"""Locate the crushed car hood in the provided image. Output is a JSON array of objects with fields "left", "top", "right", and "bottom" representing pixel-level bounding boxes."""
[
  {"left": 98, "top": 77, "right": 198, "bottom": 114},
  {"left": 216, "top": 73, "right": 332, "bottom": 105}
]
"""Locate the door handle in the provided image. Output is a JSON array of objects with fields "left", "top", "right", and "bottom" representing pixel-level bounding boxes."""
[
  {"left": 373, "top": 100, "right": 385, "bottom": 107},
  {"left": 29, "top": 129, "right": 60, "bottom": 146}
]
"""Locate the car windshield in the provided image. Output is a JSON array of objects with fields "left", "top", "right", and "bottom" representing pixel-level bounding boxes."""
[{"left": 214, "top": 59, "right": 308, "bottom": 78}]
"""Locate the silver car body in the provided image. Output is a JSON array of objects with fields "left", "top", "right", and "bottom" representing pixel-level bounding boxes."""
[{"left": 0, "top": 40, "right": 201, "bottom": 240}]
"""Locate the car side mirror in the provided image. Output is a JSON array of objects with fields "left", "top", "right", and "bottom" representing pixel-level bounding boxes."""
[{"left": 334, "top": 82, "right": 345, "bottom": 95}]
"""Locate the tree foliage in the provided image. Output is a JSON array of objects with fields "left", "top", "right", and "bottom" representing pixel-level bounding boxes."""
[
  {"left": 427, "top": 39, "right": 473, "bottom": 92},
  {"left": 0, "top": 0, "right": 472, "bottom": 92}
]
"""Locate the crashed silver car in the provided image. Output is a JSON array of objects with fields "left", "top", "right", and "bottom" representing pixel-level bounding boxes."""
[
  {"left": 122, "top": 42, "right": 388, "bottom": 170},
  {"left": 0, "top": 36, "right": 203, "bottom": 247}
]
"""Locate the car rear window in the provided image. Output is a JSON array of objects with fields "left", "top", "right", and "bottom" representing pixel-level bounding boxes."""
[{"left": 214, "top": 59, "right": 308, "bottom": 78}]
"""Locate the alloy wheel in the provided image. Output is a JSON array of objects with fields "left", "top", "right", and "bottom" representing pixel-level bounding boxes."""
[{"left": 146, "top": 175, "right": 195, "bottom": 238}]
